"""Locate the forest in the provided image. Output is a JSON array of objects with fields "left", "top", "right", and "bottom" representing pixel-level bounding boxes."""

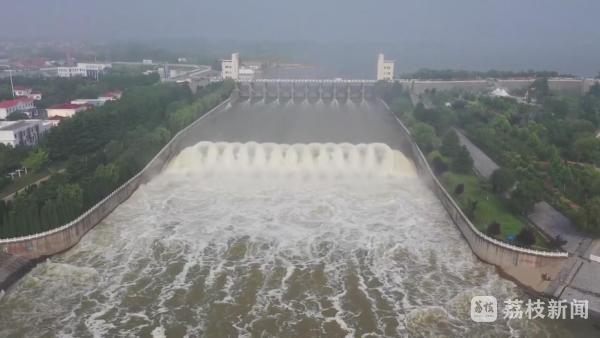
[{"left": 0, "top": 80, "right": 233, "bottom": 238}]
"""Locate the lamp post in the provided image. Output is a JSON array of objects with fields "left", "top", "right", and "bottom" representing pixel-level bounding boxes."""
[{"left": 9, "top": 69, "right": 15, "bottom": 98}]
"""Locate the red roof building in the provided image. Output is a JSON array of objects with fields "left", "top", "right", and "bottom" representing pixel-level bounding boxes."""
[{"left": 0, "top": 98, "right": 35, "bottom": 119}]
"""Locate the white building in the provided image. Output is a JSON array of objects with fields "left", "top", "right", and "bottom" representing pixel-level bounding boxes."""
[
  {"left": 376, "top": 53, "right": 395, "bottom": 81},
  {"left": 57, "top": 63, "right": 112, "bottom": 78},
  {"left": 0, "top": 120, "right": 46, "bottom": 146},
  {"left": 71, "top": 91, "right": 122, "bottom": 107},
  {"left": 47, "top": 103, "right": 90, "bottom": 118},
  {"left": 13, "top": 86, "right": 31, "bottom": 97},
  {"left": 0, "top": 98, "right": 35, "bottom": 119},
  {"left": 12, "top": 86, "right": 42, "bottom": 100},
  {"left": 70, "top": 99, "right": 106, "bottom": 107},
  {"left": 238, "top": 67, "right": 256, "bottom": 81},
  {"left": 57, "top": 66, "right": 86, "bottom": 77},
  {"left": 221, "top": 52, "right": 240, "bottom": 80}
]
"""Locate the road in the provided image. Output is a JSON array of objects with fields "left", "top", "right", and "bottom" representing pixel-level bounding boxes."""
[
  {"left": 453, "top": 128, "right": 499, "bottom": 179},
  {"left": 1, "top": 169, "right": 66, "bottom": 202},
  {"left": 166, "top": 65, "right": 212, "bottom": 82}
]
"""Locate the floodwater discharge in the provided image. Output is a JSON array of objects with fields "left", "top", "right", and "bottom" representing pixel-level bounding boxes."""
[{"left": 0, "top": 101, "right": 594, "bottom": 337}]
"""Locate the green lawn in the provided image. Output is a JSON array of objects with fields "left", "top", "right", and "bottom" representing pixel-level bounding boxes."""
[
  {"left": 439, "top": 171, "right": 550, "bottom": 249},
  {"left": 0, "top": 162, "right": 65, "bottom": 199}
]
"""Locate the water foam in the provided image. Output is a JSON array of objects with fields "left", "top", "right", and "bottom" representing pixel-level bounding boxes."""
[
  {"left": 0, "top": 141, "right": 586, "bottom": 337},
  {"left": 167, "top": 142, "right": 416, "bottom": 178}
]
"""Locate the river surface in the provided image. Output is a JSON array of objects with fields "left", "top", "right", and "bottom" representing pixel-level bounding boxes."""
[
  {"left": 0, "top": 100, "right": 596, "bottom": 337},
  {"left": 0, "top": 141, "right": 593, "bottom": 337}
]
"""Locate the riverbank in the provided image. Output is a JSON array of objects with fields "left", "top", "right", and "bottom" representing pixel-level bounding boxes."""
[
  {"left": 0, "top": 97, "right": 232, "bottom": 293},
  {"left": 381, "top": 99, "right": 571, "bottom": 295}
]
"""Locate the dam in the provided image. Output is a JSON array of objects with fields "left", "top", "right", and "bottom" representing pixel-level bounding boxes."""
[{"left": 0, "top": 86, "right": 592, "bottom": 336}]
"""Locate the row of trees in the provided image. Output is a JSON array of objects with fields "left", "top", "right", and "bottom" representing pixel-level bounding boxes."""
[
  {"left": 0, "top": 80, "right": 233, "bottom": 238},
  {"left": 454, "top": 82, "right": 600, "bottom": 232},
  {"left": 383, "top": 81, "right": 558, "bottom": 247}
]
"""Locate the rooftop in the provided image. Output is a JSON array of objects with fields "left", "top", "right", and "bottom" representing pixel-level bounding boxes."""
[
  {"left": 0, "top": 98, "right": 33, "bottom": 108},
  {"left": 48, "top": 103, "right": 90, "bottom": 110},
  {"left": 0, "top": 120, "right": 41, "bottom": 131},
  {"left": 101, "top": 91, "right": 122, "bottom": 97}
]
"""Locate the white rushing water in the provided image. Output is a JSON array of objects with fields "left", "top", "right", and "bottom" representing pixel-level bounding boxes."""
[
  {"left": 0, "top": 142, "right": 584, "bottom": 337},
  {"left": 167, "top": 142, "right": 417, "bottom": 178}
]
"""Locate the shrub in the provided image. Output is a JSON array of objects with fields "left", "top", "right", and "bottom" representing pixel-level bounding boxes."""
[
  {"left": 515, "top": 228, "right": 536, "bottom": 247},
  {"left": 490, "top": 168, "right": 515, "bottom": 194},
  {"left": 486, "top": 221, "right": 501, "bottom": 236},
  {"left": 440, "top": 130, "right": 460, "bottom": 158},
  {"left": 451, "top": 146, "right": 473, "bottom": 174},
  {"left": 454, "top": 183, "right": 465, "bottom": 196},
  {"left": 431, "top": 156, "right": 449, "bottom": 175}
]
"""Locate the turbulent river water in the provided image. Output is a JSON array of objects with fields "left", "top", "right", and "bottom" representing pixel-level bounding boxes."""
[{"left": 0, "top": 141, "right": 590, "bottom": 337}]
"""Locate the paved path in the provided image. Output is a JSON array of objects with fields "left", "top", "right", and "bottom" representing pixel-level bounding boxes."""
[
  {"left": 530, "top": 202, "right": 600, "bottom": 317},
  {"left": 453, "top": 128, "right": 499, "bottom": 179},
  {"left": 528, "top": 202, "right": 592, "bottom": 254},
  {"left": 1, "top": 169, "right": 65, "bottom": 202}
]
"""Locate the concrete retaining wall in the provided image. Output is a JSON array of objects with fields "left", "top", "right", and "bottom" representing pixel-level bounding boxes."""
[
  {"left": 384, "top": 100, "right": 569, "bottom": 292},
  {"left": 0, "top": 99, "right": 231, "bottom": 259},
  {"left": 398, "top": 78, "right": 599, "bottom": 96}
]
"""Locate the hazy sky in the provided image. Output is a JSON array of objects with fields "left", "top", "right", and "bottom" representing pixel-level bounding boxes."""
[{"left": 2, "top": 0, "right": 599, "bottom": 75}]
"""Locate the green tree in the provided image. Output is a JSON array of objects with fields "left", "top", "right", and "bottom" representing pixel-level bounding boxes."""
[
  {"left": 579, "top": 197, "right": 600, "bottom": 232},
  {"left": 530, "top": 77, "right": 550, "bottom": 101},
  {"left": 509, "top": 180, "right": 542, "bottom": 215},
  {"left": 573, "top": 136, "right": 600, "bottom": 165},
  {"left": 440, "top": 130, "right": 461, "bottom": 158},
  {"left": 490, "top": 168, "right": 515, "bottom": 194},
  {"left": 451, "top": 146, "right": 473, "bottom": 174},
  {"left": 22, "top": 148, "right": 49, "bottom": 172},
  {"left": 411, "top": 122, "right": 439, "bottom": 153}
]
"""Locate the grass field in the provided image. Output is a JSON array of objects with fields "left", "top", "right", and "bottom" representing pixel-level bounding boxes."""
[
  {"left": 439, "top": 171, "right": 550, "bottom": 249},
  {"left": 0, "top": 163, "right": 65, "bottom": 200}
]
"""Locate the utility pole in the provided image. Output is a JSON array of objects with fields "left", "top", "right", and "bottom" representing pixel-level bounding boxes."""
[{"left": 8, "top": 69, "right": 15, "bottom": 98}]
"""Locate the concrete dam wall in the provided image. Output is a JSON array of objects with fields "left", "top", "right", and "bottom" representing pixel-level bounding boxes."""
[
  {"left": 398, "top": 78, "right": 600, "bottom": 95},
  {"left": 383, "top": 100, "right": 569, "bottom": 293}
]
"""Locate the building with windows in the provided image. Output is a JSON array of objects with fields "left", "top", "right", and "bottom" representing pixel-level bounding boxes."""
[
  {"left": 57, "top": 63, "right": 112, "bottom": 78},
  {"left": 238, "top": 67, "right": 256, "bottom": 81},
  {"left": 13, "top": 86, "right": 31, "bottom": 97},
  {"left": 12, "top": 86, "right": 42, "bottom": 100},
  {"left": 221, "top": 52, "right": 240, "bottom": 80},
  {"left": 0, "top": 120, "right": 49, "bottom": 146},
  {"left": 0, "top": 98, "right": 35, "bottom": 119},
  {"left": 46, "top": 103, "right": 90, "bottom": 118},
  {"left": 376, "top": 53, "right": 395, "bottom": 81}
]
